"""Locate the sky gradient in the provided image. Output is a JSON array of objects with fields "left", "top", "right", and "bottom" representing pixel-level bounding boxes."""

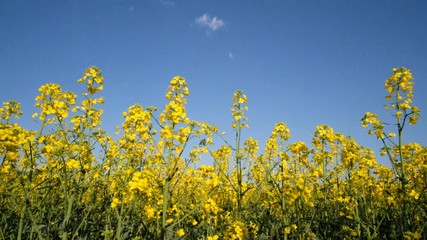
[{"left": 1, "top": 0, "right": 427, "bottom": 165}]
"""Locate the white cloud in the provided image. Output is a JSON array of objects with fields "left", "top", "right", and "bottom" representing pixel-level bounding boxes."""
[
  {"left": 128, "top": 7, "right": 134, "bottom": 11},
  {"left": 159, "top": 0, "right": 175, "bottom": 7},
  {"left": 229, "top": 52, "right": 234, "bottom": 59},
  {"left": 195, "top": 13, "right": 225, "bottom": 32}
]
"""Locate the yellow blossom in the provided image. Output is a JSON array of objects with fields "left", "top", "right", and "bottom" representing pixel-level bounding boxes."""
[
  {"left": 111, "top": 197, "right": 120, "bottom": 209},
  {"left": 175, "top": 229, "right": 185, "bottom": 237}
]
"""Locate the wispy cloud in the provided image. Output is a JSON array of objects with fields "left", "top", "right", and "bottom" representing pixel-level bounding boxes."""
[
  {"left": 195, "top": 13, "right": 225, "bottom": 32},
  {"left": 128, "top": 6, "right": 134, "bottom": 11},
  {"left": 159, "top": 0, "right": 175, "bottom": 7},
  {"left": 229, "top": 52, "right": 234, "bottom": 59}
]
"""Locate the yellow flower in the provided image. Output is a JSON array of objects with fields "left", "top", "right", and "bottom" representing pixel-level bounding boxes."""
[
  {"left": 175, "top": 229, "right": 185, "bottom": 237},
  {"left": 409, "top": 190, "right": 420, "bottom": 200},
  {"left": 111, "top": 197, "right": 120, "bottom": 209},
  {"left": 226, "top": 221, "right": 248, "bottom": 240},
  {"left": 231, "top": 90, "right": 249, "bottom": 129},
  {"left": 341, "top": 225, "right": 357, "bottom": 237},
  {"left": 160, "top": 125, "right": 173, "bottom": 139},
  {"left": 404, "top": 231, "right": 422, "bottom": 240},
  {"left": 203, "top": 198, "right": 220, "bottom": 215},
  {"left": 144, "top": 206, "right": 155, "bottom": 219},
  {"left": 387, "top": 196, "right": 395, "bottom": 205},
  {"left": 166, "top": 218, "right": 174, "bottom": 224},
  {"left": 66, "top": 159, "right": 80, "bottom": 169}
]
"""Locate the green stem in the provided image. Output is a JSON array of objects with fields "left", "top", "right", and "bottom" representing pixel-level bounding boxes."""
[
  {"left": 17, "top": 199, "right": 27, "bottom": 240},
  {"left": 162, "top": 179, "right": 170, "bottom": 236},
  {"left": 396, "top": 89, "right": 406, "bottom": 190},
  {"left": 162, "top": 134, "right": 174, "bottom": 239},
  {"left": 115, "top": 204, "right": 124, "bottom": 240},
  {"left": 235, "top": 110, "right": 242, "bottom": 220}
]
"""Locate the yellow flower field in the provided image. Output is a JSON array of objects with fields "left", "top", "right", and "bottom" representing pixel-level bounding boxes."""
[{"left": 0, "top": 67, "right": 425, "bottom": 239}]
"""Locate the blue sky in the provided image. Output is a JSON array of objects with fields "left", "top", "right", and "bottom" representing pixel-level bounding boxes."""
[{"left": 1, "top": 0, "right": 427, "bottom": 165}]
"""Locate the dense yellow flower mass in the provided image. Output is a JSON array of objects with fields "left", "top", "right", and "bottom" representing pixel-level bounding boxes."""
[{"left": 1, "top": 67, "right": 426, "bottom": 239}]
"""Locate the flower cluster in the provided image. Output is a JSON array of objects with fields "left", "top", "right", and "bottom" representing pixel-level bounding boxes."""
[{"left": 0, "top": 67, "right": 425, "bottom": 239}]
